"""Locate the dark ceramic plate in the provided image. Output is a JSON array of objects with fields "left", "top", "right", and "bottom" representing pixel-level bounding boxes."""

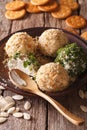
[{"left": 0, "top": 27, "right": 87, "bottom": 97}]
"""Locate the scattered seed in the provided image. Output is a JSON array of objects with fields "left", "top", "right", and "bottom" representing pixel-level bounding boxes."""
[
  {"left": 23, "top": 113, "right": 31, "bottom": 120},
  {"left": 80, "top": 105, "right": 87, "bottom": 112},
  {"left": 0, "top": 85, "right": 5, "bottom": 90},
  {"left": 24, "top": 101, "right": 31, "bottom": 110},
  {"left": 13, "top": 107, "right": 20, "bottom": 113},
  {"left": 0, "top": 117, "right": 7, "bottom": 124},
  {"left": 2, "top": 102, "right": 15, "bottom": 111},
  {"left": 7, "top": 107, "right": 15, "bottom": 114},
  {"left": 13, "top": 112, "right": 23, "bottom": 118},
  {"left": 5, "top": 96, "right": 15, "bottom": 104},
  {"left": 84, "top": 91, "right": 87, "bottom": 99},
  {"left": 79, "top": 89, "right": 85, "bottom": 99},
  {"left": 0, "top": 112, "right": 9, "bottom": 117},
  {"left": 12, "top": 95, "right": 24, "bottom": 101}
]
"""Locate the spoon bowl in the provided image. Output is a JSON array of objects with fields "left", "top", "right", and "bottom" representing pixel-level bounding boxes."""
[{"left": 9, "top": 69, "right": 84, "bottom": 126}]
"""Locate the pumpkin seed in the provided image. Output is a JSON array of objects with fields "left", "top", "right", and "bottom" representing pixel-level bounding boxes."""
[
  {"left": 79, "top": 89, "right": 84, "bottom": 99},
  {"left": 24, "top": 101, "right": 31, "bottom": 110},
  {"left": 13, "top": 112, "right": 23, "bottom": 118},
  {"left": 0, "top": 112, "right": 9, "bottom": 117},
  {"left": 80, "top": 105, "right": 87, "bottom": 112},
  {"left": 0, "top": 85, "right": 5, "bottom": 90},
  {"left": 0, "top": 117, "right": 7, "bottom": 124},
  {"left": 12, "top": 95, "right": 24, "bottom": 100},
  {"left": 23, "top": 113, "right": 31, "bottom": 120},
  {"left": 7, "top": 107, "right": 15, "bottom": 114}
]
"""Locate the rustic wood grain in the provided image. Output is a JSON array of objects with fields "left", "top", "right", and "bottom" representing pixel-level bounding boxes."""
[
  {"left": 0, "top": 0, "right": 87, "bottom": 130},
  {"left": 0, "top": 0, "right": 12, "bottom": 40}
]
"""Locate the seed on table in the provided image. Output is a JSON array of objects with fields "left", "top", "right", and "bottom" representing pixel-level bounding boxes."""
[
  {"left": 0, "top": 117, "right": 7, "bottom": 123},
  {"left": 0, "top": 112, "right": 9, "bottom": 117},
  {"left": 7, "top": 107, "right": 15, "bottom": 114},
  {"left": 5, "top": 96, "right": 15, "bottom": 104},
  {"left": 24, "top": 101, "right": 31, "bottom": 110},
  {"left": 13, "top": 112, "right": 23, "bottom": 118},
  {"left": 12, "top": 95, "right": 24, "bottom": 100},
  {"left": 80, "top": 105, "right": 87, "bottom": 112},
  {"left": 13, "top": 107, "right": 20, "bottom": 113},
  {"left": 0, "top": 85, "right": 5, "bottom": 90},
  {"left": 79, "top": 89, "right": 85, "bottom": 99},
  {"left": 23, "top": 113, "right": 31, "bottom": 120}
]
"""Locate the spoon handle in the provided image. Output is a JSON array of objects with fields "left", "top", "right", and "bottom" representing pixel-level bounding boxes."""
[{"left": 35, "top": 90, "right": 84, "bottom": 125}]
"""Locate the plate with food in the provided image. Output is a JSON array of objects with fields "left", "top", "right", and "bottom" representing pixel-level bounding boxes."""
[{"left": 0, "top": 27, "right": 87, "bottom": 97}]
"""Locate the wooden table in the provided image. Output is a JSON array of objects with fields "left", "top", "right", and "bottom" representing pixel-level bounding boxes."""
[{"left": 0, "top": 0, "right": 87, "bottom": 130}]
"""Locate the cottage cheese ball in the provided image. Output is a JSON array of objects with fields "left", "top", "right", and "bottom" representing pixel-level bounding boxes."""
[
  {"left": 36, "top": 63, "right": 70, "bottom": 92},
  {"left": 38, "top": 29, "right": 68, "bottom": 57},
  {"left": 5, "top": 32, "right": 36, "bottom": 57}
]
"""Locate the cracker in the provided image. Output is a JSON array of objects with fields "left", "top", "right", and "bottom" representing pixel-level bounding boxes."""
[
  {"left": 38, "top": 0, "right": 58, "bottom": 12},
  {"left": 51, "top": 5, "right": 72, "bottom": 19},
  {"left": 66, "top": 15, "right": 87, "bottom": 29},
  {"left": 31, "top": 0, "right": 49, "bottom": 6},
  {"left": 5, "top": 1, "right": 26, "bottom": 11},
  {"left": 60, "top": 0, "right": 79, "bottom": 11},
  {"left": 5, "top": 9, "right": 26, "bottom": 20},
  {"left": 64, "top": 27, "right": 78, "bottom": 35},
  {"left": 81, "top": 32, "right": 87, "bottom": 41},
  {"left": 26, "top": 2, "right": 41, "bottom": 13}
]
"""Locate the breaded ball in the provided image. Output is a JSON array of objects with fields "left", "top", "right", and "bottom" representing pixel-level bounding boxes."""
[
  {"left": 5, "top": 32, "right": 36, "bottom": 57},
  {"left": 36, "top": 63, "right": 70, "bottom": 92},
  {"left": 38, "top": 29, "right": 68, "bottom": 57}
]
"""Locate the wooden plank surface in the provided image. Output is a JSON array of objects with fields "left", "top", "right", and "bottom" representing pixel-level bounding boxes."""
[{"left": 0, "top": 0, "right": 87, "bottom": 130}]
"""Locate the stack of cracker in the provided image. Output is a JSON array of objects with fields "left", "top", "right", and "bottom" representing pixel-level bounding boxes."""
[
  {"left": 5, "top": 1, "right": 26, "bottom": 20},
  {"left": 5, "top": 0, "right": 87, "bottom": 39}
]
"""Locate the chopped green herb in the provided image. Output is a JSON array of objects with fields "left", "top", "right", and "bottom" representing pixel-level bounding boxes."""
[
  {"left": 23, "top": 60, "right": 31, "bottom": 68},
  {"left": 13, "top": 52, "right": 20, "bottom": 60},
  {"left": 55, "top": 43, "right": 87, "bottom": 77},
  {"left": 23, "top": 53, "right": 40, "bottom": 70}
]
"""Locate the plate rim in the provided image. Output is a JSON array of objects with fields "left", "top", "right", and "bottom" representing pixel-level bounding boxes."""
[{"left": 0, "top": 27, "right": 87, "bottom": 97}]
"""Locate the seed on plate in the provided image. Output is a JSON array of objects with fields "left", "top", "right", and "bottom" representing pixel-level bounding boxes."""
[
  {"left": 80, "top": 105, "right": 87, "bottom": 112},
  {"left": 0, "top": 112, "right": 9, "bottom": 117},
  {"left": 23, "top": 113, "right": 31, "bottom": 120},
  {"left": 0, "top": 85, "right": 5, "bottom": 90},
  {"left": 24, "top": 101, "right": 31, "bottom": 110},
  {"left": 84, "top": 91, "right": 87, "bottom": 99},
  {"left": 13, "top": 112, "right": 23, "bottom": 118},
  {"left": 79, "top": 89, "right": 84, "bottom": 99},
  {"left": 7, "top": 107, "right": 15, "bottom": 114},
  {"left": 0, "top": 117, "right": 7, "bottom": 124},
  {"left": 12, "top": 95, "right": 24, "bottom": 100}
]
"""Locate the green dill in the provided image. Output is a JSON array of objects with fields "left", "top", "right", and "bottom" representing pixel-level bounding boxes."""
[
  {"left": 23, "top": 53, "right": 40, "bottom": 69},
  {"left": 13, "top": 52, "right": 20, "bottom": 60},
  {"left": 55, "top": 43, "right": 87, "bottom": 77}
]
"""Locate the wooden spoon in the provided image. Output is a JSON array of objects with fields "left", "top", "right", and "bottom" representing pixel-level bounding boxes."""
[{"left": 9, "top": 69, "right": 84, "bottom": 125}]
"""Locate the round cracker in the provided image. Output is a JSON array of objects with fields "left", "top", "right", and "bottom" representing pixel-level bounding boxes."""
[
  {"left": 5, "top": 1, "right": 26, "bottom": 11},
  {"left": 51, "top": 5, "right": 72, "bottom": 19},
  {"left": 60, "top": 0, "right": 79, "bottom": 11},
  {"left": 26, "top": 2, "right": 41, "bottom": 13},
  {"left": 66, "top": 15, "right": 87, "bottom": 29},
  {"left": 5, "top": 9, "right": 26, "bottom": 20},
  {"left": 38, "top": 0, "right": 58, "bottom": 12},
  {"left": 64, "top": 27, "right": 78, "bottom": 35},
  {"left": 81, "top": 32, "right": 87, "bottom": 41},
  {"left": 31, "top": 0, "right": 49, "bottom": 6}
]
